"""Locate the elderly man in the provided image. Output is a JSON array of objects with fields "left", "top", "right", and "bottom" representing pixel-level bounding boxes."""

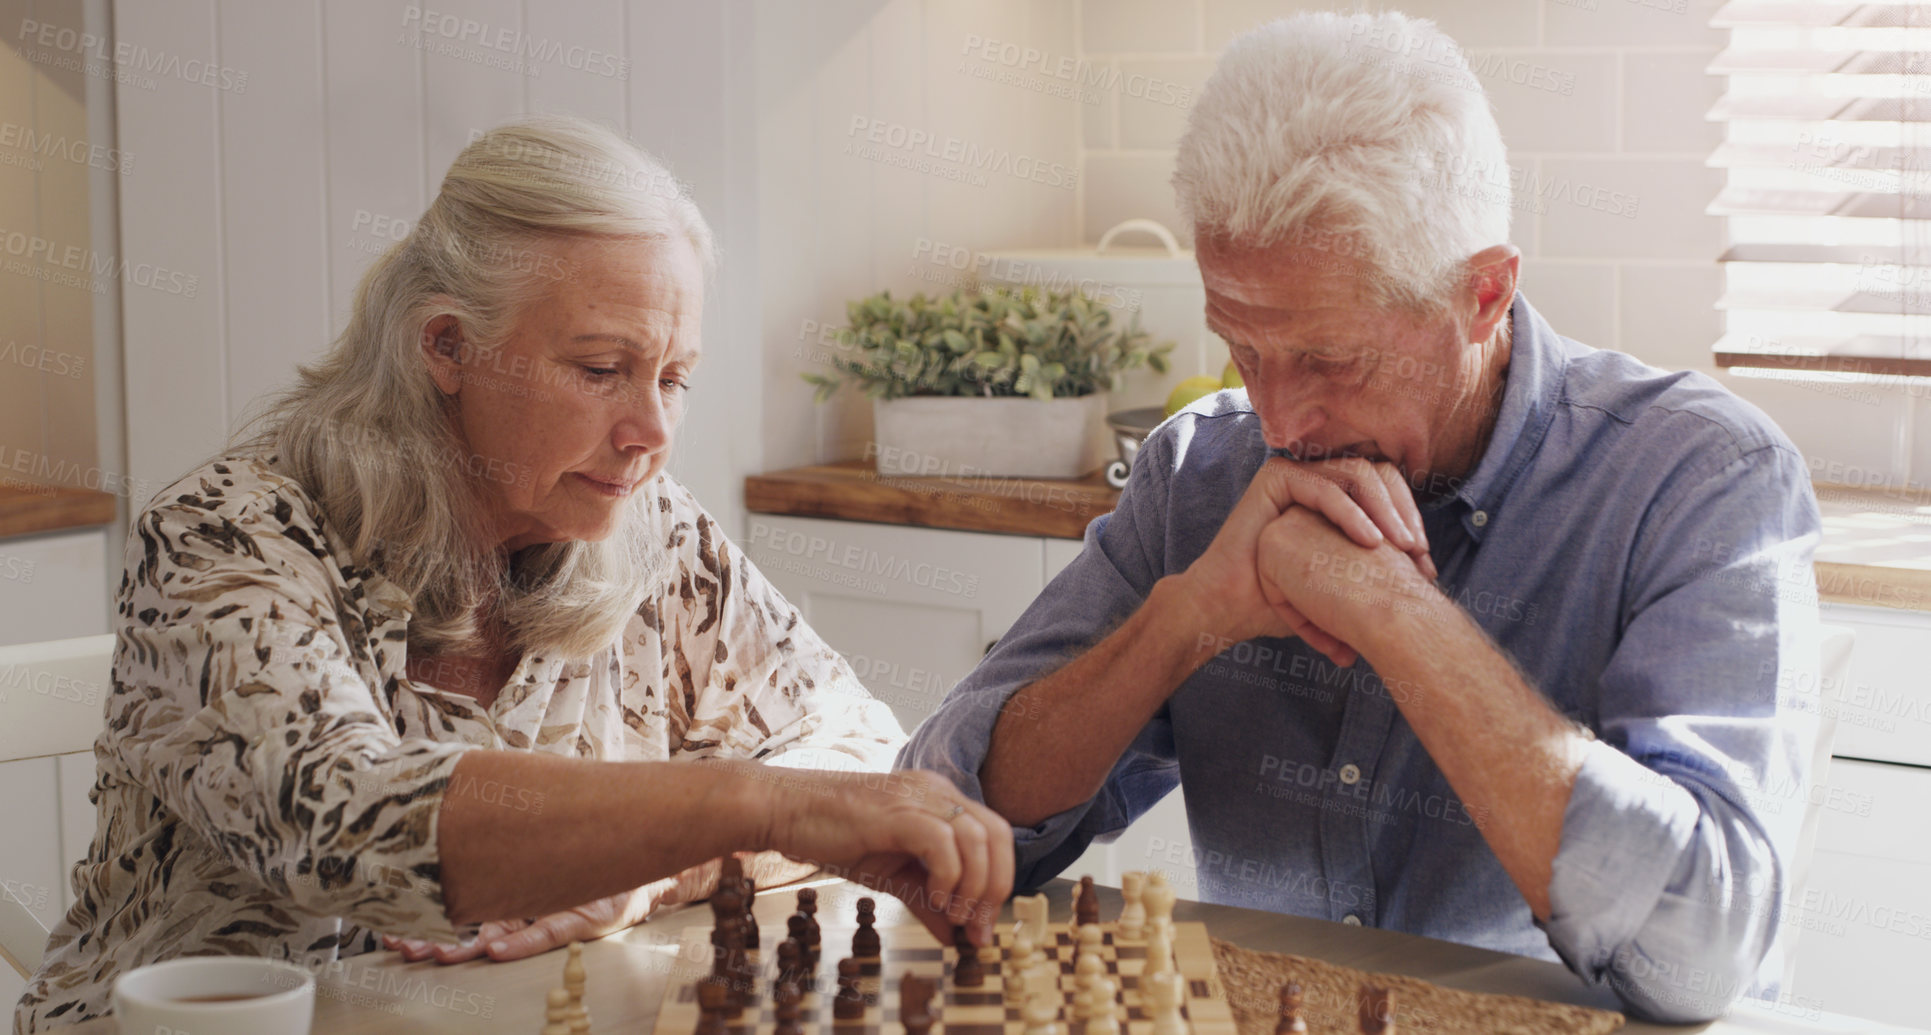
[{"left": 899, "top": 11, "right": 1821, "bottom": 1024}]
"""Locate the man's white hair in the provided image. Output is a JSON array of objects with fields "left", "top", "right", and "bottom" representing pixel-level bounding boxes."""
[{"left": 1173, "top": 11, "right": 1512, "bottom": 315}]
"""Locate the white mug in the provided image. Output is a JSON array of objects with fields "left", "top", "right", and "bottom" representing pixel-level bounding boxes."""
[{"left": 112, "top": 956, "right": 315, "bottom": 1035}]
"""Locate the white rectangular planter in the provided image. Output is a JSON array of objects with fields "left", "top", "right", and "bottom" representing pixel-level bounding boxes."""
[{"left": 872, "top": 394, "right": 1108, "bottom": 480}]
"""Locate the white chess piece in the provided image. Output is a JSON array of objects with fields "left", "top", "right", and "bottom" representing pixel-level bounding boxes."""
[
  {"left": 1007, "top": 928, "right": 1039, "bottom": 1004},
  {"left": 1145, "top": 972, "right": 1189, "bottom": 1035},
  {"left": 1145, "top": 918, "right": 1175, "bottom": 977},
  {"left": 1013, "top": 895, "right": 1040, "bottom": 947},
  {"left": 1077, "top": 924, "right": 1104, "bottom": 963},
  {"left": 563, "top": 942, "right": 590, "bottom": 1034},
  {"left": 1025, "top": 891, "right": 1052, "bottom": 946},
  {"left": 1143, "top": 872, "right": 1176, "bottom": 929},
  {"left": 1022, "top": 981, "right": 1062, "bottom": 1035},
  {"left": 1087, "top": 972, "right": 1120, "bottom": 1033},
  {"left": 541, "top": 987, "right": 573, "bottom": 1035},
  {"left": 1117, "top": 872, "right": 1147, "bottom": 939},
  {"left": 1087, "top": 1010, "right": 1123, "bottom": 1035}
]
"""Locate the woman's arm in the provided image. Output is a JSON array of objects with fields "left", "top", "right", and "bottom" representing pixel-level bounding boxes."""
[{"left": 436, "top": 751, "right": 1011, "bottom": 942}]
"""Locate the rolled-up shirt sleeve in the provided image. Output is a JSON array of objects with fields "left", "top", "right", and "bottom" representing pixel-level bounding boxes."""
[
  {"left": 111, "top": 499, "right": 482, "bottom": 944},
  {"left": 658, "top": 482, "right": 904, "bottom": 774},
  {"left": 1542, "top": 442, "right": 1822, "bottom": 1022},
  {"left": 897, "top": 423, "right": 1185, "bottom": 889}
]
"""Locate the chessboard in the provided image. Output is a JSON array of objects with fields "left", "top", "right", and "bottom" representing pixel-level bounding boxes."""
[{"left": 655, "top": 920, "right": 1238, "bottom": 1035}]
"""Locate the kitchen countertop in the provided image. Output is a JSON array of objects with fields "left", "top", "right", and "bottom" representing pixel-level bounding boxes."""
[{"left": 746, "top": 468, "right": 1931, "bottom": 615}]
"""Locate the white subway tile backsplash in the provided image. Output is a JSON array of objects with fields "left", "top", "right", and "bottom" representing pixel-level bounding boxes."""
[
  {"left": 1622, "top": 51, "right": 1722, "bottom": 154},
  {"left": 1373, "top": 0, "right": 1542, "bottom": 48},
  {"left": 1541, "top": 0, "right": 1724, "bottom": 48},
  {"left": 1115, "top": 58, "right": 1217, "bottom": 150},
  {"left": 1083, "top": 0, "right": 1201, "bottom": 54},
  {"left": 1474, "top": 50, "right": 1618, "bottom": 155},
  {"left": 1083, "top": 153, "right": 1189, "bottom": 245},
  {"left": 1522, "top": 262, "right": 1618, "bottom": 351},
  {"left": 1618, "top": 263, "right": 1722, "bottom": 373},
  {"left": 1202, "top": 0, "right": 1332, "bottom": 51},
  {"left": 1535, "top": 158, "right": 1721, "bottom": 260}
]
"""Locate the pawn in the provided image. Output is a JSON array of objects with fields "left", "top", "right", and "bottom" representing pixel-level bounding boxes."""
[
  {"left": 1077, "top": 924, "right": 1104, "bottom": 966},
  {"left": 787, "top": 914, "right": 818, "bottom": 970},
  {"left": 563, "top": 942, "right": 590, "bottom": 1034},
  {"left": 776, "top": 939, "right": 806, "bottom": 991},
  {"left": 951, "top": 925, "right": 986, "bottom": 987},
  {"left": 1145, "top": 918, "right": 1175, "bottom": 977},
  {"left": 697, "top": 973, "right": 738, "bottom": 1025},
  {"left": 1117, "top": 872, "right": 1147, "bottom": 939},
  {"left": 742, "top": 872, "right": 760, "bottom": 951},
  {"left": 798, "top": 887, "right": 821, "bottom": 946},
  {"left": 1359, "top": 985, "right": 1394, "bottom": 1035},
  {"left": 853, "top": 897, "right": 881, "bottom": 959},
  {"left": 1145, "top": 972, "right": 1189, "bottom": 1035},
  {"left": 773, "top": 979, "right": 804, "bottom": 1035},
  {"left": 833, "top": 957, "right": 866, "bottom": 1020},
  {"left": 542, "top": 987, "right": 573, "bottom": 1035},
  {"left": 1075, "top": 875, "right": 1100, "bottom": 929},
  {"left": 1022, "top": 984, "right": 1062, "bottom": 1035},
  {"left": 901, "top": 972, "right": 936, "bottom": 1035},
  {"left": 1143, "top": 872, "right": 1176, "bottom": 928},
  {"left": 1277, "top": 981, "right": 1307, "bottom": 1035}
]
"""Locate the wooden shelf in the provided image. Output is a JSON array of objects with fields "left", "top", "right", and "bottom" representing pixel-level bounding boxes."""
[
  {"left": 0, "top": 483, "right": 116, "bottom": 539},
  {"left": 745, "top": 461, "right": 1120, "bottom": 540},
  {"left": 1814, "top": 482, "right": 1931, "bottom": 613}
]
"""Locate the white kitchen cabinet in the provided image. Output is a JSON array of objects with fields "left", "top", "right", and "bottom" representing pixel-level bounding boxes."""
[
  {"left": 745, "top": 514, "right": 1198, "bottom": 891},
  {"left": 1788, "top": 758, "right": 1931, "bottom": 1028}
]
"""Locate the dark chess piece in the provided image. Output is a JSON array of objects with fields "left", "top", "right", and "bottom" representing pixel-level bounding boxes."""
[
  {"left": 1277, "top": 980, "right": 1306, "bottom": 1035},
  {"left": 787, "top": 914, "right": 817, "bottom": 971},
  {"left": 900, "top": 971, "right": 936, "bottom": 1035},
  {"left": 798, "top": 887, "right": 822, "bottom": 956},
  {"left": 742, "top": 872, "right": 760, "bottom": 950},
  {"left": 951, "top": 925, "right": 985, "bottom": 987},
  {"left": 776, "top": 939, "right": 806, "bottom": 991},
  {"left": 773, "top": 979, "right": 804, "bottom": 1035},
  {"left": 696, "top": 976, "right": 731, "bottom": 1035},
  {"left": 712, "top": 885, "right": 745, "bottom": 948},
  {"left": 1359, "top": 985, "right": 1394, "bottom": 1035},
  {"left": 853, "top": 897, "right": 881, "bottom": 959},
  {"left": 1075, "top": 874, "right": 1100, "bottom": 929},
  {"left": 833, "top": 957, "right": 866, "bottom": 1020}
]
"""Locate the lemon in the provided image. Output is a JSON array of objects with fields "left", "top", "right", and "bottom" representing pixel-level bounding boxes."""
[
  {"left": 1221, "top": 361, "right": 1244, "bottom": 388},
  {"left": 1164, "top": 375, "right": 1225, "bottom": 417}
]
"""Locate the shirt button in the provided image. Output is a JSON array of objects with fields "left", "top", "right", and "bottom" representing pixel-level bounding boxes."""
[
  {"left": 1342, "top": 914, "right": 1362, "bottom": 926},
  {"left": 1338, "top": 763, "right": 1362, "bottom": 786},
  {"left": 1471, "top": 510, "right": 1489, "bottom": 527}
]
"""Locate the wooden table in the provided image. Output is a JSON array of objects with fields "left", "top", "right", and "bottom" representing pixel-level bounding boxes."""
[{"left": 58, "top": 877, "right": 1923, "bottom": 1034}]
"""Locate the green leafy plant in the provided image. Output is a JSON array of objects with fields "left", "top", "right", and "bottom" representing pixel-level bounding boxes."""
[{"left": 804, "top": 286, "right": 1173, "bottom": 402}]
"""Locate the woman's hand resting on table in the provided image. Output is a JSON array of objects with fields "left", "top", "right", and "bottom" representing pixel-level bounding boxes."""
[{"left": 383, "top": 864, "right": 708, "bottom": 964}]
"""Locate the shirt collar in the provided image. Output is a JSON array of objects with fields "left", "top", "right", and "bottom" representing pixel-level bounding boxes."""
[{"left": 1433, "top": 292, "right": 1568, "bottom": 542}]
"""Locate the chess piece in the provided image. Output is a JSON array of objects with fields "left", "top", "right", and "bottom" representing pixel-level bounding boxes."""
[
  {"left": 1077, "top": 924, "right": 1104, "bottom": 964},
  {"left": 1146, "top": 971, "right": 1189, "bottom": 1035},
  {"left": 1277, "top": 981, "right": 1306, "bottom": 1035},
  {"left": 774, "top": 979, "right": 804, "bottom": 1035},
  {"left": 833, "top": 957, "right": 866, "bottom": 1020},
  {"left": 776, "top": 939, "right": 806, "bottom": 991},
  {"left": 742, "top": 872, "right": 760, "bottom": 951},
  {"left": 1143, "top": 872, "right": 1176, "bottom": 929},
  {"left": 952, "top": 924, "right": 986, "bottom": 986},
  {"left": 698, "top": 973, "right": 739, "bottom": 1024},
  {"left": 1013, "top": 891, "right": 1050, "bottom": 947},
  {"left": 1022, "top": 981, "right": 1062, "bottom": 1035},
  {"left": 1089, "top": 972, "right": 1119, "bottom": 1025},
  {"left": 901, "top": 972, "right": 936, "bottom": 1035},
  {"left": 853, "top": 897, "right": 881, "bottom": 958},
  {"left": 1075, "top": 875, "right": 1100, "bottom": 930},
  {"left": 1359, "top": 985, "right": 1394, "bottom": 1035},
  {"left": 798, "top": 887, "right": 821, "bottom": 954},
  {"left": 542, "top": 986, "right": 573, "bottom": 1035},
  {"left": 1075, "top": 945, "right": 1105, "bottom": 990},
  {"left": 1145, "top": 918, "right": 1175, "bottom": 977},
  {"left": 563, "top": 941, "right": 590, "bottom": 1034},
  {"left": 1117, "top": 872, "right": 1147, "bottom": 939}
]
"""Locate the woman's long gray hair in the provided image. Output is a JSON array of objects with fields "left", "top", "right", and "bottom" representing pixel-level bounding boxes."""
[{"left": 236, "top": 114, "right": 716, "bottom": 660}]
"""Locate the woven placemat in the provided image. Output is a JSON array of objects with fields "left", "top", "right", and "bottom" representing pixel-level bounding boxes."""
[{"left": 1210, "top": 938, "right": 1625, "bottom": 1034}]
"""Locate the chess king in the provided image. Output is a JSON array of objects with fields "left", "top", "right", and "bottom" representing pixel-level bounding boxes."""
[{"left": 899, "top": 10, "right": 1821, "bottom": 1026}]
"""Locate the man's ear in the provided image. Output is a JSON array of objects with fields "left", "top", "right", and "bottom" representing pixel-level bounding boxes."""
[
  {"left": 1464, "top": 244, "right": 1520, "bottom": 344},
  {"left": 420, "top": 313, "right": 467, "bottom": 396}
]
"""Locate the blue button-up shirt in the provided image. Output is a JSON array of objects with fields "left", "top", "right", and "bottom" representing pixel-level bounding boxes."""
[{"left": 898, "top": 294, "right": 1823, "bottom": 1022}]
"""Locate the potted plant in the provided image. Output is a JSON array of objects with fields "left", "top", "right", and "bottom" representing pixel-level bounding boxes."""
[{"left": 806, "top": 286, "right": 1173, "bottom": 478}]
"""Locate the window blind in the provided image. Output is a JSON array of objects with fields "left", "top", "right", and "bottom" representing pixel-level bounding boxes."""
[{"left": 1709, "top": 0, "right": 1931, "bottom": 381}]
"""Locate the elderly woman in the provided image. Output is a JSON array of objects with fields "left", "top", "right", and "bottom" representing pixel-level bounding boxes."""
[{"left": 15, "top": 116, "right": 1010, "bottom": 1032}]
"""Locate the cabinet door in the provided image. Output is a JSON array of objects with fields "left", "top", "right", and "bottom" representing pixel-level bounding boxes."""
[
  {"left": 1788, "top": 758, "right": 1931, "bottom": 1028},
  {"left": 744, "top": 516, "right": 1045, "bottom": 731},
  {"left": 1817, "top": 603, "right": 1931, "bottom": 766}
]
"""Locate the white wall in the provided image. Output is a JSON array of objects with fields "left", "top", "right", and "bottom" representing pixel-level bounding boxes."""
[{"left": 758, "top": 0, "right": 1083, "bottom": 468}]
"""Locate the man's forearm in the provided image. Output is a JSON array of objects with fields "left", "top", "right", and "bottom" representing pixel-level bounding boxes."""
[
  {"left": 1359, "top": 594, "right": 1589, "bottom": 919},
  {"left": 981, "top": 576, "right": 1227, "bottom": 828}
]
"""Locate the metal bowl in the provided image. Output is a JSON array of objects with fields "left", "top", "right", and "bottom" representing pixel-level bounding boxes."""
[{"left": 1103, "top": 406, "right": 1167, "bottom": 488}]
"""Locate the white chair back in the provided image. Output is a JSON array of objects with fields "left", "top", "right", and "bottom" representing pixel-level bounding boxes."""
[
  {"left": 0, "top": 632, "right": 113, "bottom": 978},
  {"left": 1779, "top": 623, "right": 1855, "bottom": 994}
]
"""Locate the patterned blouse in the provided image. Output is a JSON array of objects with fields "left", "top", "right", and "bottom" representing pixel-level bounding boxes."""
[{"left": 14, "top": 454, "right": 904, "bottom": 1032}]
